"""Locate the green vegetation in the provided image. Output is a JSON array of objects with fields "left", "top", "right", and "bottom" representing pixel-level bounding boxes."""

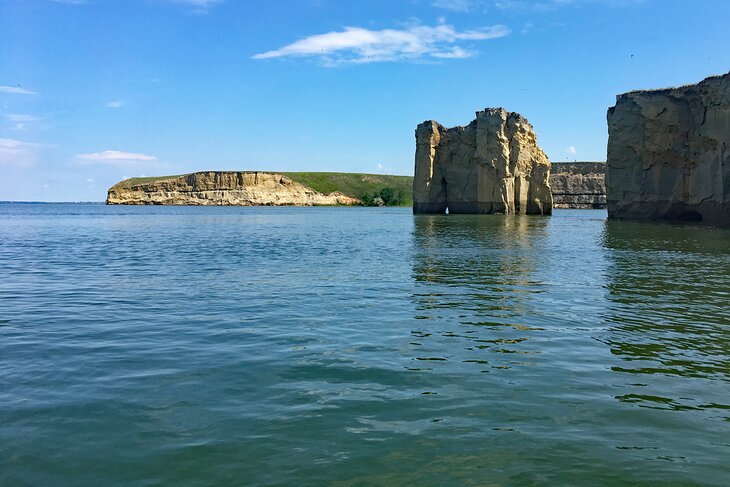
[
  {"left": 283, "top": 172, "right": 413, "bottom": 206},
  {"left": 110, "top": 171, "right": 414, "bottom": 206},
  {"left": 111, "top": 175, "right": 184, "bottom": 189},
  {"left": 359, "top": 186, "right": 405, "bottom": 206}
]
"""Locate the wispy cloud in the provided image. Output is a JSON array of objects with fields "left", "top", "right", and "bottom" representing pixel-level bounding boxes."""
[
  {"left": 3, "top": 114, "right": 42, "bottom": 130},
  {"left": 566, "top": 145, "right": 577, "bottom": 155},
  {"left": 176, "top": 0, "right": 221, "bottom": 5},
  {"left": 432, "top": 0, "right": 477, "bottom": 12},
  {"left": 0, "top": 85, "right": 38, "bottom": 96},
  {"left": 0, "top": 138, "right": 42, "bottom": 167},
  {"left": 105, "top": 100, "right": 124, "bottom": 108},
  {"left": 253, "top": 22, "right": 510, "bottom": 65},
  {"left": 77, "top": 150, "right": 158, "bottom": 164},
  {"left": 174, "top": 0, "right": 223, "bottom": 12}
]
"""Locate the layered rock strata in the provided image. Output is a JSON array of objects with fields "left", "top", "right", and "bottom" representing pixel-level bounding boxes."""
[
  {"left": 106, "top": 172, "right": 360, "bottom": 206},
  {"left": 550, "top": 162, "right": 606, "bottom": 209},
  {"left": 413, "top": 108, "right": 552, "bottom": 215},
  {"left": 607, "top": 71, "right": 730, "bottom": 226}
]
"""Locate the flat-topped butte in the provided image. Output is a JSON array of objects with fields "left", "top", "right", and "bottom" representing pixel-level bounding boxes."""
[{"left": 106, "top": 171, "right": 414, "bottom": 206}]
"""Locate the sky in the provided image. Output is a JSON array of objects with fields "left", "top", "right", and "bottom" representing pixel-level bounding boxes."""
[{"left": 1, "top": 0, "right": 729, "bottom": 201}]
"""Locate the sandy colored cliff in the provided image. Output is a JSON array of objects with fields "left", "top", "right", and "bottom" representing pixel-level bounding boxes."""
[
  {"left": 106, "top": 172, "right": 360, "bottom": 206},
  {"left": 413, "top": 108, "right": 552, "bottom": 215}
]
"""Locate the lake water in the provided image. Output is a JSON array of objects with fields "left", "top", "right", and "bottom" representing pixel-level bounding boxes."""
[{"left": 1, "top": 204, "right": 729, "bottom": 486}]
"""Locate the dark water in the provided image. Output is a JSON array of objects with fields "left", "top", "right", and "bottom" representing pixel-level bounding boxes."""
[{"left": 1, "top": 204, "right": 728, "bottom": 486}]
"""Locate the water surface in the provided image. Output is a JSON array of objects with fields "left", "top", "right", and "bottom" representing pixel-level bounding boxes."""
[{"left": 1, "top": 204, "right": 728, "bottom": 485}]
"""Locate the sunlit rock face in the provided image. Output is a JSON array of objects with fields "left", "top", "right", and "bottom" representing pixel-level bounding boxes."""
[
  {"left": 106, "top": 172, "right": 359, "bottom": 206},
  {"left": 413, "top": 108, "right": 552, "bottom": 215},
  {"left": 607, "top": 71, "right": 730, "bottom": 226}
]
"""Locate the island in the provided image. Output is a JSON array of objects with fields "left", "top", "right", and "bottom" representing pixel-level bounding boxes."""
[
  {"left": 106, "top": 171, "right": 413, "bottom": 206},
  {"left": 413, "top": 108, "right": 553, "bottom": 215}
]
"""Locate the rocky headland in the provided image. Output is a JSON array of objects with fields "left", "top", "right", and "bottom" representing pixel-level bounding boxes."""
[
  {"left": 550, "top": 162, "right": 606, "bottom": 209},
  {"left": 607, "top": 71, "right": 730, "bottom": 226},
  {"left": 413, "top": 108, "right": 553, "bottom": 215},
  {"left": 107, "top": 172, "right": 360, "bottom": 206}
]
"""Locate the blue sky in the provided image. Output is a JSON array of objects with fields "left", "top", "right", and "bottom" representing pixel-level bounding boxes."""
[{"left": 1, "top": 0, "right": 728, "bottom": 201}]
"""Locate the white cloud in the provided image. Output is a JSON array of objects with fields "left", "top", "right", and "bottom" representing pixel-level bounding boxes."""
[
  {"left": 432, "top": 0, "right": 475, "bottom": 12},
  {"left": 566, "top": 146, "right": 577, "bottom": 155},
  {"left": 77, "top": 150, "right": 158, "bottom": 164},
  {"left": 86, "top": 178, "right": 94, "bottom": 183},
  {"left": 3, "top": 113, "right": 42, "bottom": 130},
  {"left": 176, "top": 0, "right": 221, "bottom": 5},
  {"left": 4, "top": 114, "right": 40, "bottom": 123},
  {"left": 0, "top": 85, "right": 38, "bottom": 96},
  {"left": 105, "top": 100, "right": 124, "bottom": 108},
  {"left": 0, "top": 138, "right": 42, "bottom": 167},
  {"left": 174, "top": 0, "right": 222, "bottom": 12},
  {"left": 252, "top": 22, "right": 510, "bottom": 65},
  {"left": 430, "top": 46, "right": 471, "bottom": 58}
]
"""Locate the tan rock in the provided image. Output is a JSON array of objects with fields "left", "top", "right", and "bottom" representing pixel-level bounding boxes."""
[
  {"left": 606, "top": 71, "right": 730, "bottom": 226},
  {"left": 413, "top": 108, "right": 552, "bottom": 214},
  {"left": 106, "top": 172, "right": 360, "bottom": 206},
  {"left": 550, "top": 162, "right": 606, "bottom": 209}
]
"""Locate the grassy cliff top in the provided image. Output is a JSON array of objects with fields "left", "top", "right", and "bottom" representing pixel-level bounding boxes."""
[
  {"left": 283, "top": 172, "right": 413, "bottom": 206},
  {"left": 110, "top": 171, "right": 414, "bottom": 206},
  {"left": 111, "top": 174, "right": 186, "bottom": 189}
]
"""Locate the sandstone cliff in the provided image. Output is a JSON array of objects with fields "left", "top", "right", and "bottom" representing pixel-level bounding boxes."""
[
  {"left": 550, "top": 162, "right": 606, "bottom": 209},
  {"left": 607, "top": 71, "right": 730, "bottom": 226},
  {"left": 106, "top": 172, "right": 360, "bottom": 206},
  {"left": 413, "top": 108, "right": 552, "bottom": 215}
]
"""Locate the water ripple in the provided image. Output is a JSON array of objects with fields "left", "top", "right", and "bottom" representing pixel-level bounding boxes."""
[{"left": 0, "top": 205, "right": 728, "bottom": 485}]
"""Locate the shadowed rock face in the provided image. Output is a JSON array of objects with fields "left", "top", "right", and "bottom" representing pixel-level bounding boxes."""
[
  {"left": 607, "top": 71, "right": 730, "bottom": 226},
  {"left": 551, "top": 162, "right": 606, "bottom": 209},
  {"left": 413, "top": 108, "right": 552, "bottom": 215},
  {"left": 106, "top": 172, "right": 359, "bottom": 206}
]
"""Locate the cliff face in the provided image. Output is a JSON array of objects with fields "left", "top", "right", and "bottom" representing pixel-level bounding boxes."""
[
  {"left": 413, "top": 108, "right": 552, "bottom": 215},
  {"left": 106, "top": 172, "right": 360, "bottom": 206},
  {"left": 550, "top": 163, "right": 606, "bottom": 209},
  {"left": 607, "top": 72, "right": 730, "bottom": 226}
]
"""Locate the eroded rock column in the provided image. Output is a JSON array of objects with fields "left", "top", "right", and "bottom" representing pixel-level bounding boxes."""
[{"left": 413, "top": 108, "right": 553, "bottom": 215}]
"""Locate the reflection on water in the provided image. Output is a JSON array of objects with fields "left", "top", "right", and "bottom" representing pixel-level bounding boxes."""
[
  {"left": 409, "top": 211, "right": 730, "bottom": 482},
  {"left": 2, "top": 205, "right": 729, "bottom": 485},
  {"left": 601, "top": 221, "right": 730, "bottom": 412},
  {"left": 411, "top": 215, "right": 550, "bottom": 371}
]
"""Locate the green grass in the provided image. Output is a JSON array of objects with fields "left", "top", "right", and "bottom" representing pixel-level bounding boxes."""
[
  {"left": 283, "top": 172, "right": 413, "bottom": 206},
  {"left": 111, "top": 174, "right": 185, "bottom": 189},
  {"left": 110, "top": 171, "right": 414, "bottom": 206}
]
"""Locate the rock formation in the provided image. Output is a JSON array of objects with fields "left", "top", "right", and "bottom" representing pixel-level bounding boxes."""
[
  {"left": 413, "top": 108, "right": 552, "bottom": 215},
  {"left": 607, "top": 71, "right": 730, "bottom": 226},
  {"left": 550, "top": 162, "right": 606, "bottom": 209},
  {"left": 106, "top": 172, "right": 360, "bottom": 206}
]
